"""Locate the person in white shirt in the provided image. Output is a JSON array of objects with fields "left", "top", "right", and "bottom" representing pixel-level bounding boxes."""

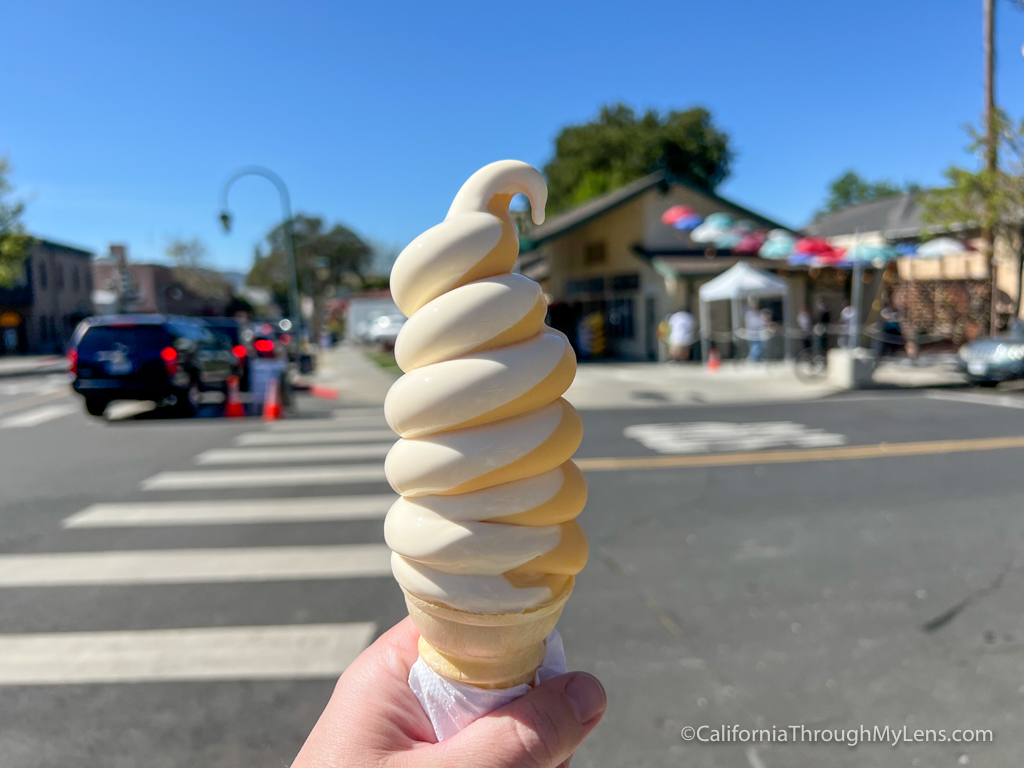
[
  {"left": 744, "top": 302, "right": 769, "bottom": 362},
  {"left": 667, "top": 310, "right": 695, "bottom": 362}
]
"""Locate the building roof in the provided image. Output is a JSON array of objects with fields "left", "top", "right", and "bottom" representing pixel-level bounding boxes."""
[
  {"left": 33, "top": 238, "right": 94, "bottom": 257},
  {"left": 804, "top": 193, "right": 927, "bottom": 239},
  {"left": 520, "top": 170, "right": 793, "bottom": 252}
]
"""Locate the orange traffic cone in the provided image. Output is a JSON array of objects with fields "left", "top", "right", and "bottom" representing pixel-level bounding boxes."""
[
  {"left": 707, "top": 348, "right": 721, "bottom": 373},
  {"left": 224, "top": 376, "right": 245, "bottom": 418},
  {"left": 262, "top": 378, "right": 283, "bottom": 421}
]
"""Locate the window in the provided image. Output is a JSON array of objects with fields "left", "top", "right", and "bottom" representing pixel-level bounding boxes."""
[
  {"left": 583, "top": 242, "right": 606, "bottom": 265},
  {"left": 611, "top": 273, "right": 639, "bottom": 291},
  {"left": 40, "top": 316, "right": 49, "bottom": 342},
  {"left": 608, "top": 298, "right": 635, "bottom": 339},
  {"left": 72, "top": 267, "right": 80, "bottom": 292},
  {"left": 38, "top": 262, "right": 47, "bottom": 290},
  {"left": 56, "top": 264, "right": 64, "bottom": 291}
]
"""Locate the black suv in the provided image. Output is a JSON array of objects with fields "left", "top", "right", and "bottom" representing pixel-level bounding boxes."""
[{"left": 70, "top": 315, "right": 233, "bottom": 417}]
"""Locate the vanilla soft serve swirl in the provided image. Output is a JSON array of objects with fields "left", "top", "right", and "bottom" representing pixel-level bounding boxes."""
[{"left": 384, "top": 160, "right": 588, "bottom": 613}]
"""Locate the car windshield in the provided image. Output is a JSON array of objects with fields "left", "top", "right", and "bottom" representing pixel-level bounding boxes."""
[{"left": 77, "top": 325, "right": 168, "bottom": 356}]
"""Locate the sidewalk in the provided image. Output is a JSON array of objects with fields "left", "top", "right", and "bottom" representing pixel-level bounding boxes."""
[
  {"left": 302, "top": 343, "right": 396, "bottom": 405},
  {"left": 0, "top": 355, "right": 67, "bottom": 379},
  {"left": 307, "top": 345, "right": 969, "bottom": 410}
]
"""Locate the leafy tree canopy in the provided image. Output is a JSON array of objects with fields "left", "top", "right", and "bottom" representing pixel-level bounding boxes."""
[
  {"left": 543, "top": 104, "right": 732, "bottom": 214},
  {"left": 818, "top": 170, "right": 918, "bottom": 216},
  {"left": 248, "top": 215, "right": 373, "bottom": 298},
  {"left": 0, "top": 158, "right": 32, "bottom": 288},
  {"left": 923, "top": 112, "right": 1024, "bottom": 320}
]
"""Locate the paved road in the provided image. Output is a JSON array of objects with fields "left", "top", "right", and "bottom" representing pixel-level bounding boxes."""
[{"left": 2, "top": 378, "right": 1024, "bottom": 766}]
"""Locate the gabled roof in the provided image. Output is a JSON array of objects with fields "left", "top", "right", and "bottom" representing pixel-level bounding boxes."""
[
  {"left": 804, "top": 193, "right": 927, "bottom": 239},
  {"left": 520, "top": 171, "right": 793, "bottom": 252}
]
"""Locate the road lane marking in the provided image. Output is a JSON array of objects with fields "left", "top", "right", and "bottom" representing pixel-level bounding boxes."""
[
  {"left": 195, "top": 444, "right": 391, "bottom": 465},
  {"left": 0, "top": 623, "right": 377, "bottom": 684},
  {"left": 0, "top": 403, "right": 78, "bottom": 428},
  {"left": 235, "top": 429, "right": 395, "bottom": 446},
  {"left": 267, "top": 417, "right": 388, "bottom": 431},
  {"left": 0, "top": 387, "right": 70, "bottom": 416},
  {"left": 924, "top": 390, "right": 1024, "bottom": 409},
  {"left": 0, "top": 544, "right": 393, "bottom": 586},
  {"left": 64, "top": 496, "right": 396, "bottom": 527},
  {"left": 141, "top": 465, "right": 387, "bottom": 490},
  {"left": 331, "top": 408, "right": 387, "bottom": 418},
  {"left": 624, "top": 421, "right": 846, "bottom": 454},
  {"left": 105, "top": 401, "right": 157, "bottom": 420},
  {"left": 0, "top": 375, "right": 69, "bottom": 397},
  {"left": 575, "top": 434, "right": 1024, "bottom": 472}
]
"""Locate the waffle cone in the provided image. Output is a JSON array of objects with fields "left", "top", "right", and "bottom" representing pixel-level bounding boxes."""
[{"left": 402, "top": 580, "right": 573, "bottom": 689}]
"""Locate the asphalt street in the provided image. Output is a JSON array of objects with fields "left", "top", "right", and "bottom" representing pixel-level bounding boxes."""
[{"left": 2, "top": 375, "right": 1024, "bottom": 766}]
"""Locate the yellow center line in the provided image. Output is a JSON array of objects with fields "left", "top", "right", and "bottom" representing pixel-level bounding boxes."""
[
  {"left": 0, "top": 387, "right": 71, "bottom": 416},
  {"left": 575, "top": 434, "right": 1024, "bottom": 471}
]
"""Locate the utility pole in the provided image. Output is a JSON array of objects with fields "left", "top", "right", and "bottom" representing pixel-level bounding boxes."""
[{"left": 984, "top": 0, "right": 998, "bottom": 332}]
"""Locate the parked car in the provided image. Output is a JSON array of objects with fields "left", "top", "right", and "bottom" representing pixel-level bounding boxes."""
[
  {"left": 203, "top": 317, "right": 252, "bottom": 390},
  {"left": 69, "top": 315, "right": 234, "bottom": 417},
  {"left": 958, "top": 323, "right": 1024, "bottom": 386},
  {"left": 368, "top": 313, "right": 405, "bottom": 351}
]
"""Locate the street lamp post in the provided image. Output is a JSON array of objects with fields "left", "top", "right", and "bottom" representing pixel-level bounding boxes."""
[{"left": 219, "top": 166, "right": 304, "bottom": 340}]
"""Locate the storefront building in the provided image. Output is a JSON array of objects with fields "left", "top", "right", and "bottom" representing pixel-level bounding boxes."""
[{"left": 518, "top": 171, "right": 801, "bottom": 360}]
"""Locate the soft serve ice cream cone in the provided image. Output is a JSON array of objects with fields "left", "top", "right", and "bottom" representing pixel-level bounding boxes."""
[{"left": 385, "top": 160, "right": 588, "bottom": 689}]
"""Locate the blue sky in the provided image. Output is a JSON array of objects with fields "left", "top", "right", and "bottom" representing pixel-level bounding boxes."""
[{"left": 4, "top": 0, "right": 1024, "bottom": 273}]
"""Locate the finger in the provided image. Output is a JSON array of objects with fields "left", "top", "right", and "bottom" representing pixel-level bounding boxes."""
[{"left": 412, "top": 672, "right": 606, "bottom": 768}]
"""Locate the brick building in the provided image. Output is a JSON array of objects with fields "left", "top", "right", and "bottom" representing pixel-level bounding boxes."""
[{"left": 0, "top": 239, "right": 94, "bottom": 355}]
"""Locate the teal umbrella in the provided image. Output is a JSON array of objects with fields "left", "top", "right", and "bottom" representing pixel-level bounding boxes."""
[{"left": 843, "top": 244, "right": 901, "bottom": 263}]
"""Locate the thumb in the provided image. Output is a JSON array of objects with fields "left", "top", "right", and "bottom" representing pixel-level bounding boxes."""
[{"left": 423, "top": 672, "right": 606, "bottom": 768}]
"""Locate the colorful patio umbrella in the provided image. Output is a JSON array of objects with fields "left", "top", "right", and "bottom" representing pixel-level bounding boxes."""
[
  {"left": 671, "top": 213, "right": 704, "bottom": 231},
  {"left": 916, "top": 237, "right": 969, "bottom": 258},
  {"left": 733, "top": 230, "right": 767, "bottom": 255},
  {"left": 758, "top": 230, "right": 796, "bottom": 260},
  {"left": 690, "top": 221, "right": 724, "bottom": 243},
  {"left": 660, "top": 205, "right": 693, "bottom": 226},
  {"left": 703, "top": 212, "right": 734, "bottom": 230},
  {"left": 843, "top": 244, "right": 902, "bottom": 263}
]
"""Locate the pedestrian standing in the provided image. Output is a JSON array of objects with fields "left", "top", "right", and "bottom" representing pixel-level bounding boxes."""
[
  {"left": 666, "top": 309, "right": 695, "bottom": 362},
  {"left": 744, "top": 301, "right": 766, "bottom": 362},
  {"left": 813, "top": 297, "right": 832, "bottom": 356},
  {"left": 839, "top": 301, "right": 856, "bottom": 348}
]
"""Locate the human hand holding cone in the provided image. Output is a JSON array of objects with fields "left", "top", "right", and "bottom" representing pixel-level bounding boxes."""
[{"left": 384, "top": 160, "right": 588, "bottom": 690}]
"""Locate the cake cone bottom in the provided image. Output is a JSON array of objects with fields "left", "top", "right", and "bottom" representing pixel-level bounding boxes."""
[{"left": 402, "top": 580, "right": 573, "bottom": 690}]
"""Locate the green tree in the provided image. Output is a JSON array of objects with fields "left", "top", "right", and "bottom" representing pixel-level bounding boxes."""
[
  {"left": 165, "top": 237, "right": 231, "bottom": 301},
  {"left": 248, "top": 215, "right": 372, "bottom": 339},
  {"left": 0, "top": 158, "right": 32, "bottom": 288},
  {"left": 923, "top": 112, "right": 1024, "bottom": 323},
  {"left": 543, "top": 104, "right": 732, "bottom": 213},
  {"left": 818, "top": 170, "right": 916, "bottom": 216}
]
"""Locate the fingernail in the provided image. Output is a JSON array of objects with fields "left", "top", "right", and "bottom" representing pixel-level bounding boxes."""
[{"left": 565, "top": 673, "right": 606, "bottom": 724}]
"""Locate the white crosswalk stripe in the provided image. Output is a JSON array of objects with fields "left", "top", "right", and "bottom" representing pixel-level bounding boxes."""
[
  {"left": 141, "top": 464, "right": 387, "bottom": 490},
  {"left": 266, "top": 416, "right": 388, "bottom": 431},
  {"left": 0, "top": 544, "right": 393, "bottom": 587},
  {"left": 0, "top": 403, "right": 78, "bottom": 428},
  {"left": 0, "top": 623, "right": 377, "bottom": 684},
  {"left": 63, "top": 495, "right": 395, "bottom": 527},
  {"left": 235, "top": 429, "right": 395, "bottom": 446},
  {"left": 195, "top": 444, "right": 392, "bottom": 464},
  {"left": 9, "top": 408, "right": 397, "bottom": 689}
]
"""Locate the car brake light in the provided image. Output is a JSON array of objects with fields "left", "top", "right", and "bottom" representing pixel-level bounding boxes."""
[
  {"left": 160, "top": 346, "right": 178, "bottom": 376},
  {"left": 232, "top": 345, "right": 247, "bottom": 359},
  {"left": 68, "top": 348, "right": 78, "bottom": 378},
  {"left": 254, "top": 339, "right": 274, "bottom": 353}
]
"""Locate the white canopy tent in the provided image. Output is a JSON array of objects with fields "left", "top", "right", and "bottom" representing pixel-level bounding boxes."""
[{"left": 698, "top": 261, "right": 792, "bottom": 361}]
